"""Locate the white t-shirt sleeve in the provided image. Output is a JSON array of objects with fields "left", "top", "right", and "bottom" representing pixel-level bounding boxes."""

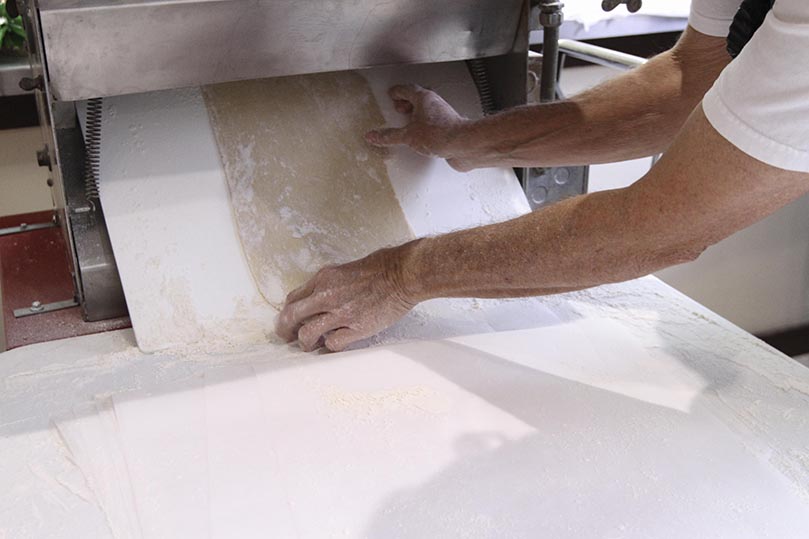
[
  {"left": 688, "top": 0, "right": 740, "bottom": 37},
  {"left": 701, "top": 0, "right": 809, "bottom": 172}
]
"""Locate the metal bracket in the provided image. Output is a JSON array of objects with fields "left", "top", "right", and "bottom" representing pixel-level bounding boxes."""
[
  {"left": 13, "top": 298, "right": 79, "bottom": 318},
  {"left": 522, "top": 51, "right": 589, "bottom": 210},
  {"left": 523, "top": 166, "right": 589, "bottom": 210},
  {"left": 0, "top": 220, "right": 57, "bottom": 237}
]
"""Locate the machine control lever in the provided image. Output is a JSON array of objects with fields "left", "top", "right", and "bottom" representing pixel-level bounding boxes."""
[
  {"left": 19, "top": 75, "right": 44, "bottom": 92},
  {"left": 601, "top": 0, "right": 642, "bottom": 13}
]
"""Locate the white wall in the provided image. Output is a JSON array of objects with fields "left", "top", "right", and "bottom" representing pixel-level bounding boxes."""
[
  {"left": 0, "top": 127, "right": 52, "bottom": 217},
  {"left": 561, "top": 65, "right": 809, "bottom": 335},
  {"left": 657, "top": 196, "right": 809, "bottom": 334}
]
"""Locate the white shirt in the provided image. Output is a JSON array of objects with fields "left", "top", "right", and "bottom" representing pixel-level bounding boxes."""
[{"left": 690, "top": 0, "right": 809, "bottom": 172}]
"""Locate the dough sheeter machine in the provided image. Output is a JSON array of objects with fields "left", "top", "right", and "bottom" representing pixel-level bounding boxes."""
[
  {"left": 7, "top": 0, "right": 646, "bottom": 345},
  {"left": 5, "top": 3, "right": 809, "bottom": 536}
]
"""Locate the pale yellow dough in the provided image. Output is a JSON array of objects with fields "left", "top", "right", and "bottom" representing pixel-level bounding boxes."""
[{"left": 204, "top": 72, "right": 414, "bottom": 308}]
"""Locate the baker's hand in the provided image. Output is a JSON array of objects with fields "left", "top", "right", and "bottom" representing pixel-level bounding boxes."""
[
  {"left": 275, "top": 246, "right": 418, "bottom": 352},
  {"left": 365, "top": 84, "right": 479, "bottom": 172}
]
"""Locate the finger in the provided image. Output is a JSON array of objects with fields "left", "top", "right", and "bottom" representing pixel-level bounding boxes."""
[
  {"left": 446, "top": 157, "right": 472, "bottom": 173},
  {"left": 388, "top": 84, "right": 423, "bottom": 103},
  {"left": 284, "top": 279, "right": 316, "bottom": 306},
  {"left": 365, "top": 127, "right": 407, "bottom": 147},
  {"left": 324, "top": 328, "right": 364, "bottom": 353},
  {"left": 275, "top": 295, "right": 329, "bottom": 342},
  {"left": 298, "top": 314, "right": 343, "bottom": 352},
  {"left": 393, "top": 99, "right": 414, "bottom": 115}
]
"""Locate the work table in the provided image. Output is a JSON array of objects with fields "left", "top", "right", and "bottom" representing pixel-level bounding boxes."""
[{"left": 2, "top": 276, "right": 808, "bottom": 538}]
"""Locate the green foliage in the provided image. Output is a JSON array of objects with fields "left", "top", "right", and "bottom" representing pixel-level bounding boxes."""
[{"left": 0, "top": 2, "right": 26, "bottom": 53}]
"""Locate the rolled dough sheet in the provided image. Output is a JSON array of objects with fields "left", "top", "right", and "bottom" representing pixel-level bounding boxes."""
[
  {"left": 54, "top": 401, "right": 142, "bottom": 539},
  {"left": 112, "top": 385, "right": 210, "bottom": 538},
  {"left": 203, "top": 62, "right": 531, "bottom": 307},
  {"left": 51, "top": 320, "right": 809, "bottom": 538},
  {"left": 204, "top": 72, "right": 415, "bottom": 307}
]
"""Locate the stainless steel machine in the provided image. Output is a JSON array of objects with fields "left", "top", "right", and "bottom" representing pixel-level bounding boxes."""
[{"left": 10, "top": 0, "right": 642, "bottom": 328}]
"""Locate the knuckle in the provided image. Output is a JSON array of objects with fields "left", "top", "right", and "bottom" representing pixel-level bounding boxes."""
[
  {"left": 316, "top": 265, "right": 337, "bottom": 280},
  {"left": 298, "top": 325, "right": 319, "bottom": 348}
]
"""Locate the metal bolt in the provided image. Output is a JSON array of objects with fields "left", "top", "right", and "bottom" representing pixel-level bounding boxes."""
[
  {"left": 553, "top": 168, "right": 571, "bottom": 185},
  {"left": 530, "top": 186, "right": 549, "bottom": 205},
  {"left": 19, "top": 75, "right": 45, "bottom": 92},
  {"left": 36, "top": 146, "right": 51, "bottom": 169},
  {"left": 30, "top": 301, "right": 44, "bottom": 313},
  {"left": 538, "top": 0, "right": 564, "bottom": 27},
  {"left": 20, "top": 223, "right": 28, "bottom": 230}
]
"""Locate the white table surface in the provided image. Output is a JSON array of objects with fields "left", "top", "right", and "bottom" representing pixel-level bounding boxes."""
[{"left": 2, "top": 276, "right": 809, "bottom": 538}]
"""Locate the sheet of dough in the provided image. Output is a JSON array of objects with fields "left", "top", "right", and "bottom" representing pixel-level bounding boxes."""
[
  {"left": 204, "top": 72, "right": 415, "bottom": 307},
  {"left": 54, "top": 402, "right": 142, "bottom": 539},
  {"left": 112, "top": 386, "right": 210, "bottom": 538},
  {"left": 47, "top": 319, "right": 809, "bottom": 538}
]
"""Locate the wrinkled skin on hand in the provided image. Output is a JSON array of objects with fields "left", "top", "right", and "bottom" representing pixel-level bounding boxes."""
[
  {"left": 275, "top": 247, "right": 416, "bottom": 352},
  {"left": 364, "top": 84, "right": 483, "bottom": 172}
]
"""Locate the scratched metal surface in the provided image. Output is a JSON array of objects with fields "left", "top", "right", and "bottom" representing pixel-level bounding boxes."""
[{"left": 39, "top": 0, "right": 525, "bottom": 100}]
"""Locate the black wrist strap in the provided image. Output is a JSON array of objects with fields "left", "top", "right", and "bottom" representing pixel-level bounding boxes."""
[{"left": 727, "top": 0, "right": 776, "bottom": 58}]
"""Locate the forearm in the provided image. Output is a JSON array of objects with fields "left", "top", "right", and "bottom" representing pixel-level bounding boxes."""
[
  {"left": 448, "top": 29, "right": 729, "bottom": 168},
  {"left": 279, "top": 107, "right": 809, "bottom": 352},
  {"left": 401, "top": 106, "right": 809, "bottom": 302},
  {"left": 399, "top": 188, "right": 687, "bottom": 300}
]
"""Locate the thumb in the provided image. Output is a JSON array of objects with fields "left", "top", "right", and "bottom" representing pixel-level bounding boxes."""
[{"left": 365, "top": 127, "right": 408, "bottom": 147}]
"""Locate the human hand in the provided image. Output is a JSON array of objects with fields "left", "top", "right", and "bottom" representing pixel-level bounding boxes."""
[
  {"left": 275, "top": 245, "right": 420, "bottom": 352},
  {"left": 365, "top": 84, "right": 480, "bottom": 172}
]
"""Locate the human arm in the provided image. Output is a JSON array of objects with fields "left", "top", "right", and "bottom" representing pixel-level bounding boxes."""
[
  {"left": 276, "top": 106, "right": 809, "bottom": 351},
  {"left": 365, "top": 27, "right": 730, "bottom": 171}
]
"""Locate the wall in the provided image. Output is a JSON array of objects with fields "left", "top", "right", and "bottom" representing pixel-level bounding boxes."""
[{"left": 0, "top": 127, "right": 52, "bottom": 216}]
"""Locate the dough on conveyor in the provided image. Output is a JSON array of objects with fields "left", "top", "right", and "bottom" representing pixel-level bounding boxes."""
[{"left": 204, "top": 72, "right": 415, "bottom": 308}]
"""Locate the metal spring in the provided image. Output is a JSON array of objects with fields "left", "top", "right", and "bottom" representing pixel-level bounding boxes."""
[
  {"left": 467, "top": 59, "right": 496, "bottom": 116},
  {"left": 84, "top": 97, "right": 103, "bottom": 205}
]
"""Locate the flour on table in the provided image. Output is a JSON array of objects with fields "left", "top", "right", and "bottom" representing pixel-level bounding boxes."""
[
  {"left": 322, "top": 385, "right": 451, "bottom": 418},
  {"left": 204, "top": 72, "right": 415, "bottom": 307}
]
